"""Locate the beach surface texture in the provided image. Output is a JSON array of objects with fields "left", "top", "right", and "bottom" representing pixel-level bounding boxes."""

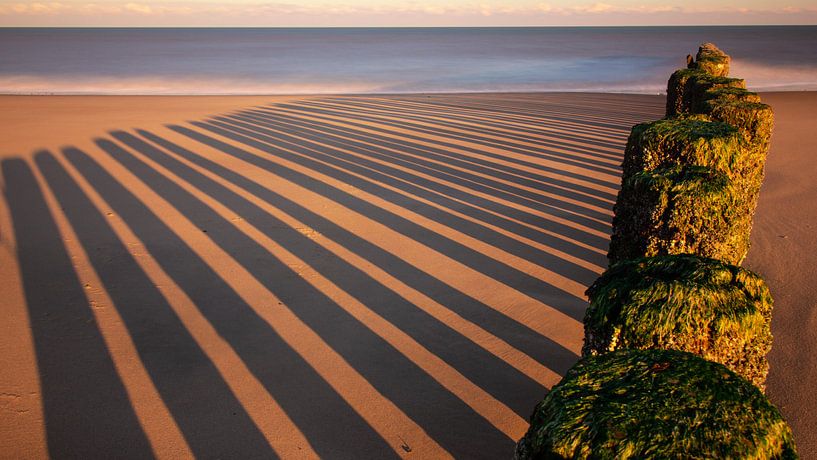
[{"left": 0, "top": 92, "right": 814, "bottom": 458}]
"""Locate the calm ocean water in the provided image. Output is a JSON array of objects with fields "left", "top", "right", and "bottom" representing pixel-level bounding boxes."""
[{"left": 1, "top": 26, "right": 816, "bottom": 95}]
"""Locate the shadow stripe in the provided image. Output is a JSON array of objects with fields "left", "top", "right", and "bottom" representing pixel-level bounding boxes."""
[{"left": 2, "top": 157, "right": 153, "bottom": 459}]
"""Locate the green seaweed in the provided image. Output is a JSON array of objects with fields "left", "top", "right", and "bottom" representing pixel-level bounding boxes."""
[
  {"left": 622, "top": 117, "right": 751, "bottom": 181},
  {"left": 584, "top": 254, "right": 772, "bottom": 388},
  {"left": 703, "top": 99, "right": 774, "bottom": 149},
  {"left": 665, "top": 68, "right": 706, "bottom": 117},
  {"left": 621, "top": 115, "right": 767, "bottom": 223},
  {"left": 666, "top": 43, "right": 741, "bottom": 117},
  {"left": 609, "top": 165, "right": 752, "bottom": 265},
  {"left": 663, "top": 44, "right": 774, "bottom": 151},
  {"left": 698, "top": 86, "right": 761, "bottom": 105},
  {"left": 636, "top": 45, "right": 774, "bottom": 267},
  {"left": 689, "top": 74, "right": 746, "bottom": 111},
  {"left": 515, "top": 349, "right": 797, "bottom": 459},
  {"left": 666, "top": 71, "right": 747, "bottom": 117},
  {"left": 693, "top": 43, "right": 731, "bottom": 77}
]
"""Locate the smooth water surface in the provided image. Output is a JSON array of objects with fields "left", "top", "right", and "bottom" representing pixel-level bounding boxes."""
[{"left": 2, "top": 26, "right": 816, "bottom": 94}]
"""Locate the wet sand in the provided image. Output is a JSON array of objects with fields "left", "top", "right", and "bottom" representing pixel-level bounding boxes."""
[{"left": 0, "top": 92, "right": 813, "bottom": 458}]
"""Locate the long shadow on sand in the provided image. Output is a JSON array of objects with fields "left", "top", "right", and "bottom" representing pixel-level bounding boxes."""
[
  {"left": 292, "top": 98, "right": 627, "bottom": 162},
  {"left": 3, "top": 94, "right": 666, "bottom": 458},
  {"left": 33, "top": 151, "right": 277, "bottom": 459},
  {"left": 2, "top": 158, "right": 154, "bottom": 458},
  {"left": 225, "top": 109, "right": 613, "bottom": 229},
  {"left": 171, "top": 123, "right": 591, "bottom": 321},
  {"left": 201, "top": 113, "right": 608, "bottom": 276},
  {"left": 88, "top": 138, "right": 518, "bottom": 457},
  {"left": 129, "top": 128, "right": 578, "bottom": 380},
  {"left": 253, "top": 101, "right": 622, "bottom": 194},
  {"left": 269, "top": 100, "right": 623, "bottom": 189},
  {"left": 273, "top": 101, "right": 622, "bottom": 176},
  {"left": 59, "top": 147, "right": 403, "bottom": 458},
  {"left": 377, "top": 94, "right": 661, "bottom": 130}
]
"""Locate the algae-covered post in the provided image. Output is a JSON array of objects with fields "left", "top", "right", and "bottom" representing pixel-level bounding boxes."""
[
  {"left": 609, "top": 165, "right": 751, "bottom": 264},
  {"left": 621, "top": 107, "right": 767, "bottom": 196},
  {"left": 515, "top": 349, "right": 797, "bottom": 459},
  {"left": 613, "top": 117, "right": 760, "bottom": 263},
  {"left": 664, "top": 42, "right": 774, "bottom": 164},
  {"left": 517, "top": 43, "right": 796, "bottom": 459},
  {"left": 583, "top": 254, "right": 773, "bottom": 389},
  {"left": 692, "top": 42, "right": 731, "bottom": 76},
  {"left": 613, "top": 43, "right": 774, "bottom": 264},
  {"left": 620, "top": 116, "right": 746, "bottom": 181},
  {"left": 667, "top": 42, "right": 734, "bottom": 116}
]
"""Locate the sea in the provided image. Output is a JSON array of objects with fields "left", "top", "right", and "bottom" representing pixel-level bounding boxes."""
[{"left": 1, "top": 26, "right": 816, "bottom": 95}]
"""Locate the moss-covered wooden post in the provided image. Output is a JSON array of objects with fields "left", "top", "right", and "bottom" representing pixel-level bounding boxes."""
[
  {"left": 583, "top": 254, "right": 772, "bottom": 389},
  {"left": 609, "top": 166, "right": 752, "bottom": 264},
  {"left": 516, "top": 43, "right": 794, "bottom": 459},
  {"left": 667, "top": 42, "right": 734, "bottom": 117},
  {"left": 515, "top": 349, "right": 797, "bottom": 459},
  {"left": 613, "top": 43, "right": 774, "bottom": 264}
]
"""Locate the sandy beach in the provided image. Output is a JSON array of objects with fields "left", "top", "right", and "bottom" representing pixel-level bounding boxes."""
[{"left": 0, "top": 92, "right": 814, "bottom": 458}]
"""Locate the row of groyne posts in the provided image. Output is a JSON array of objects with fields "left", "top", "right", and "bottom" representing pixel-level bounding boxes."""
[{"left": 515, "top": 44, "right": 799, "bottom": 458}]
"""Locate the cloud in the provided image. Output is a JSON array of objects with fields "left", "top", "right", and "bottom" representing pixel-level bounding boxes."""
[
  {"left": 124, "top": 2, "right": 152, "bottom": 13},
  {"left": 582, "top": 3, "right": 614, "bottom": 13},
  {"left": 3, "top": 2, "right": 66, "bottom": 14}
]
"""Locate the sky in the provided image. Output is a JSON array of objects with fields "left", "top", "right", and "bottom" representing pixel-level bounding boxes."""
[{"left": 1, "top": 0, "right": 816, "bottom": 27}]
